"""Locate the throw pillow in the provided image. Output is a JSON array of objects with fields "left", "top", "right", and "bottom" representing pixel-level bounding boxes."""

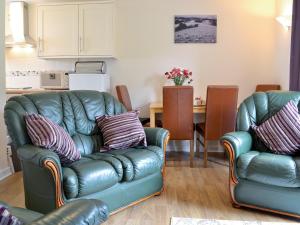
[
  {"left": 0, "top": 205, "right": 22, "bottom": 225},
  {"left": 25, "top": 114, "right": 81, "bottom": 165},
  {"left": 96, "top": 111, "right": 147, "bottom": 150},
  {"left": 251, "top": 100, "right": 300, "bottom": 155}
]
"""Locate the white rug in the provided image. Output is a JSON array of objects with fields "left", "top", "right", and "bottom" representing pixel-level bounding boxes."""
[{"left": 171, "top": 217, "right": 298, "bottom": 225}]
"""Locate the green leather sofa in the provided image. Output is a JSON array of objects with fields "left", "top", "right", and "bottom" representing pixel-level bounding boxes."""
[
  {"left": 4, "top": 91, "right": 169, "bottom": 214},
  {"left": 221, "top": 91, "right": 300, "bottom": 218},
  {"left": 0, "top": 199, "right": 108, "bottom": 225}
]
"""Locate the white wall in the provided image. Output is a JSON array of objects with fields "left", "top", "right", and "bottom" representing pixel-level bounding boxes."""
[
  {"left": 6, "top": 0, "right": 279, "bottom": 117},
  {"left": 0, "top": 0, "right": 11, "bottom": 180},
  {"left": 112, "top": 0, "right": 278, "bottom": 107}
]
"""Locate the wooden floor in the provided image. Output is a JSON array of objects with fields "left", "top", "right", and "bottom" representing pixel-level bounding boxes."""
[{"left": 0, "top": 156, "right": 295, "bottom": 225}]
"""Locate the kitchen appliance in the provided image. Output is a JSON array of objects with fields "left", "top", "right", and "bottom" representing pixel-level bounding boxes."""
[
  {"left": 40, "top": 71, "right": 69, "bottom": 89},
  {"left": 68, "top": 61, "right": 110, "bottom": 92},
  {"left": 5, "top": 1, "right": 35, "bottom": 48}
]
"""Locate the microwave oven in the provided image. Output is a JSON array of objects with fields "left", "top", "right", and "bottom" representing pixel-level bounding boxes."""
[{"left": 40, "top": 71, "right": 69, "bottom": 89}]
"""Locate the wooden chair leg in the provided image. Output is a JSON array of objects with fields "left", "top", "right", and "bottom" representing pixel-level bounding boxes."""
[
  {"left": 204, "top": 140, "right": 208, "bottom": 168},
  {"left": 190, "top": 140, "right": 194, "bottom": 168},
  {"left": 195, "top": 132, "right": 200, "bottom": 158}
]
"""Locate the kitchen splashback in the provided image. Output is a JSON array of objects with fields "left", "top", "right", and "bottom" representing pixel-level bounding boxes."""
[
  {"left": 6, "top": 70, "right": 68, "bottom": 89},
  {"left": 6, "top": 70, "right": 41, "bottom": 89}
]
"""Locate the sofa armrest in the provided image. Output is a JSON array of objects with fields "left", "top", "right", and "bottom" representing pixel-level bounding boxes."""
[
  {"left": 220, "top": 131, "right": 253, "bottom": 159},
  {"left": 17, "top": 144, "right": 62, "bottom": 169},
  {"left": 31, "top": 199, "right": 109, "bottom": 225},
  {"left": 144, "top": 128, "right": 169, "bottom": 149},
  {"left": 17, "top": 145, "right": 65, "bottom": 212}
]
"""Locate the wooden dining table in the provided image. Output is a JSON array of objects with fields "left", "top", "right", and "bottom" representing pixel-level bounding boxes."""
[{"left": 149, "top": 102, "right": 206, "bottom": 127}]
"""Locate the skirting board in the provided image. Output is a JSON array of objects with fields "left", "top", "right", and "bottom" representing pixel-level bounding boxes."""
[
  {"left": 0, "top": 167, "right": 12, "bottom": 181},
  {"left": 167, "top": 140, "right": 222, "bottom": 153}
]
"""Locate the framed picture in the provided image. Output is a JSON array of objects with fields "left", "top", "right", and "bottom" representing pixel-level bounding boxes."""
[{"left": 174, "top": 15, "right": 217, "bottom": 43}]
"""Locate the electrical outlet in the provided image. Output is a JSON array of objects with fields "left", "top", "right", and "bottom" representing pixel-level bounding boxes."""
[{"left": 6, "top": 145, "right": 12, "bottom": 157}]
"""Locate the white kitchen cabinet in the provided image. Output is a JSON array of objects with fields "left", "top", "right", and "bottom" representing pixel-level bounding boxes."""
[
  {"left": 79, "top": 3, "right": 114, "bottom": 57},
  {"left": 37, "top": 1, "right": 115, "bottom": 58},
  {"left": 37, "top": 5, "right": 79, "bottom": 57}
]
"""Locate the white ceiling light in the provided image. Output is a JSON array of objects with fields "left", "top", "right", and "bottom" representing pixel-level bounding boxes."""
[{"left": 276, "top": 15, "right": 292, "bottom": 30}]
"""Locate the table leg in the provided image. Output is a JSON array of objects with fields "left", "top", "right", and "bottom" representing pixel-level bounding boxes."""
[{"left": 150, "top": 109, "right": 156, "bottom": 128}]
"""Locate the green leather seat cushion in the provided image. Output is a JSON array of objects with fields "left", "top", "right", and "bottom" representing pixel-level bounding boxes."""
[
  {"left": 63, "top": 157, "right": 120, "bottom": 199},
  {"left": 109, "top": 146, "right": 163, "bottom": 181},
  {"left": 62, "top": 146, "right": 163, "bottom": 199},
  {"left": 237, "top": 151, "right": 300, "bottom": 188}
]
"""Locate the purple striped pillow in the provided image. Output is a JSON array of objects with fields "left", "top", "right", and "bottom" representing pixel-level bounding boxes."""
[
  {"left": 251, "top": 101, "right": 300, "bottom": 155},
  {"left": 25, "top": 114, "right": 81, "bottom": 165},
  {"left": 96, "top": 111, "right": 147, "bottom": 150},
  {"left": 0, "top": 205, "right": 21, "bottom": 225}
]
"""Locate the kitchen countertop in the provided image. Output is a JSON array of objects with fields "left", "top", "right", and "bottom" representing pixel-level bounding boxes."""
[{"left": 6, "top": 88, "right": 69, "bottom": 94}]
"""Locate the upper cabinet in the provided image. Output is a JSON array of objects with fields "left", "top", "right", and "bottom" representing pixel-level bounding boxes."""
[
  {"left": 79, "top": 3, "right": 114, "bottom": 57},
  {"left": 38, "top": 5, "right": 79, "bottom": 57},
  {"left": 37, "top": 1, "right": 115, "bottom": 58}
]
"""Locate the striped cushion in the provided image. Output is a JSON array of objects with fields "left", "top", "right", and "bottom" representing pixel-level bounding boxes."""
[
  {"left": 252, "top": 101, "right": 300, "bottom": 155},
  {"left": 0, "top": 205, "right": 21, "bottom": 225},
  {"left": 25, "top": 114, "right": 81, "bottom": 165},
  {"left": 96, "top": 111, "right": 147, "bottom": 150}
]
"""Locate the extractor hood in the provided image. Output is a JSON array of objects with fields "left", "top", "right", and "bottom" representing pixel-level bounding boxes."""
[{"left": 5, "top": 1, "right": 35, "bottom": 48}]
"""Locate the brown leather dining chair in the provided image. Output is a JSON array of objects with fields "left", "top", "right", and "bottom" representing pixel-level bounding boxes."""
[
  {"left": 195, "top": 85, "right": 239, "bottom": 167},
  {"left": 116, "top": 85, "right": 150, "bottom": 126},
  {"left": 163, "top": 86, "right": 194, "bottom": 167},
  {"left": 255, "top": 84, "right": 281, "bottom": 92}
]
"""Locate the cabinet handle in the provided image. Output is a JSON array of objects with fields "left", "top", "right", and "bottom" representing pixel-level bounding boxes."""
[
  {"left": 38, "top": 37, "right": 42, "bottom": 53},
  {"left": 79, "top": 37, "right": 83, "bottom": 52},
  {"left": 38, "top": 37, "right": 40, "bottom": 52}
]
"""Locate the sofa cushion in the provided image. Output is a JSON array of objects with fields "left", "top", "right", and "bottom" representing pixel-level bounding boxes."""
[
  {"left": 237, "top": 151, "right": 300, "bottom": 188},
  {"left": 63, "top": 157, "right": 120, "bottom": 198},
  {"left": 25, "top": 113, "right": 81, "bottom": 165},
  {"left": 62, "top": 146, "right": 163, "bottom": 199},
  {"left": 252, "top": 101, "right": 300, "bottom": 155},
  {"left": 0, "top": 204, "right": 22, "bottom": 225},
  {"left": 96, "top": 111, "right": 147, "bottom": 150},
  {"left": 109, "top": 146, "right": 163, "bottom": 181}
]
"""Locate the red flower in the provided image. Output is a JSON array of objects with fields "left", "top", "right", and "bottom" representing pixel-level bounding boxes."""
[{"left": 183, "top": 69, "right": 189, "bottom": 76}]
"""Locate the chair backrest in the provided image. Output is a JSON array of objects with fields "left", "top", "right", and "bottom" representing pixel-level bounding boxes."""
[
  {"left": 204, "top": 85, "right": 239, "bottom": 141},
  {"left": 4, "top": 91, "right": 126, "bottom": 155},
  {"left": 163, "top": 86, "right": 193, "bottom": 140},
  {"left": 116, "top": 85, "right": 133, "bottom": 111},
  {"left": 255, "top": 84, "right": 281, "bottom": 92}
]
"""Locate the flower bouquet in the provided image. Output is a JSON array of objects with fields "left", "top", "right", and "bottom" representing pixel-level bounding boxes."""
[{"left": 164, "top": 68, "right": 193, "bottom": 86}]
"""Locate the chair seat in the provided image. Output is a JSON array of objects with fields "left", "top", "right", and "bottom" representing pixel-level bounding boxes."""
[
  {"left": 195, "top": 122, "right": 205, "bottom": 135},
  {"left": 237, "top": 151, "right": 300, "bottom": 188},
  {"left": 62, "top": 146, "right": 163, "bottom": 199}
]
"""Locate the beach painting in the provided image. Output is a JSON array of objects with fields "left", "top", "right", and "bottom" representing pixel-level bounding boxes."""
[{"left": 175, "top": 15, "right": 217, "bottom": 43}]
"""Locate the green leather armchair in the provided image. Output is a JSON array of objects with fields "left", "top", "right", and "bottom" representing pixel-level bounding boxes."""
[
  {"left": 4, "top": 91, "right": 169, "bottom": 214},
  {"left": 221, "top": 91, "right": 300, "bottom": 219},
  {"left": 0, "top": 199, "right": 108, "bottom": 225}
]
